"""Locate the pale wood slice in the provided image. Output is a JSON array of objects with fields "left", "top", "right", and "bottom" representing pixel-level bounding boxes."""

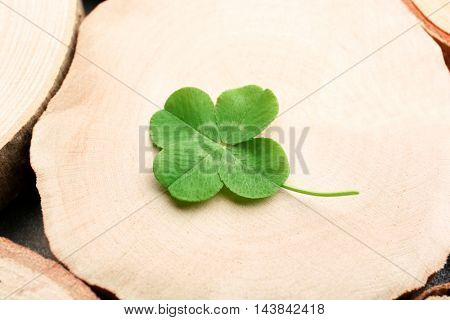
[
  {"left": 0, "top": 0, "right": 82, "bottom": 209},
  {"left": 0, "top": 237, "right": 97, "bottom": 299},
  {"left": 31, "top": 0, "right": 450, "bottom": 299},
  {"left": 404, "top": 0, "right": 450, "bottom": 45}
]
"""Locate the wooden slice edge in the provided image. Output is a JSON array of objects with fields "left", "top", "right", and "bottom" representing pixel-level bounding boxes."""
[
  {"left": 0, "top": 0, "right": 83, "bottom": 209},
  {"left": 403, "top": 0, "right": 450, "bottom": 46},
  {"left": 0, "top": 237, "right": 98, "bottom": 299},
  {"left": 415, "top": 282, "right": 450, "bottom": 300}
]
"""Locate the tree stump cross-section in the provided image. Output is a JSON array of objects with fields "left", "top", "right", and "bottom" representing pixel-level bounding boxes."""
[{"left": 31, "top": 0, "right": 450, "bottom": 299}]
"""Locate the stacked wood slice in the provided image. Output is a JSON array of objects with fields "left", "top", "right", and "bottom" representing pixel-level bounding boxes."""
[
  {"left": 0, "top": 237, "right": 97, "bottom": 299},
  {"left": 31, "top": 0, "right": 450, "bottom": 299},
  {"left": 0, "top": 0, "right": 82, "bottom": 209}
]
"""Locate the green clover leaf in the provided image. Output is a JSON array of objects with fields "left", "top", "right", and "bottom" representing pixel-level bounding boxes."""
[{"left": 150, "top": 85, "right": 358, "bottom": 202}]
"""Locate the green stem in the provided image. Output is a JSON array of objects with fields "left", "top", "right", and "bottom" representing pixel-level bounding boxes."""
[{"left": 282, "top": 184, "right": 359, "bottom": 197}]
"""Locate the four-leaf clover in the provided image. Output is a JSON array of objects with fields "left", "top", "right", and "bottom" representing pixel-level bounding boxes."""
[{"left": 150, "top": 85, "right": 358, "bottom": 202}]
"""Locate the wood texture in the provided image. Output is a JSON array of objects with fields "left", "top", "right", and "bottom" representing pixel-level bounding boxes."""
[
  {"left": 404, "top": 0, "right": 450, "bottom": 45},
  {"left": 0, "top": 0, "right": 82, "bottom": 209},
  {"left": 31, "top": 0, "right": 450, "bottom": 299},
  {"left": 0, "top": 237, "right": 97, "bottom": 299}
]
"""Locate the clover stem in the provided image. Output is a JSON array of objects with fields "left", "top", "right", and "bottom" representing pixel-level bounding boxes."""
[{"left": 281, "top": 184, "right": 359, "bottom": 197}]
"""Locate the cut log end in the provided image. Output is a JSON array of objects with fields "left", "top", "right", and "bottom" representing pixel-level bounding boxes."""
[
  {"left": 31, "top": 0, "right": 450, "bottom": 299},
  {"left": 0, "top": 0, "right": 82, "bottom": 210},
  {"left": 0, "top": 237, "right": 97, "bottom": 299}
]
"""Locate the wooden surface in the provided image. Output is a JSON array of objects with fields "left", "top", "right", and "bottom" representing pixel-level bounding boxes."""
[
  {"left": 0, "top": 0, "right": 82, "bottom": 209},
  {"left": 0, "top": 237, "right": 96, "bottom": 299},
  {"left": 31, "top": 0, "right": 450, "bottom": 299}
]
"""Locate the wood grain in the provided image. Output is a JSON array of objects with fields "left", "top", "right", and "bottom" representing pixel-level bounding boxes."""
[
  {"left": 31, "top": 0, "right": 450, "bottom": 299},
  {"left": 0, "top": 237, "right": 97, "bottom": 299},
  {"left": 0, "top": 0, "right": 82, "bottom": 209}
]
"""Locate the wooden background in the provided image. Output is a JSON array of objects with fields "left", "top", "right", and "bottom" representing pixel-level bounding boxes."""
[
  {"left": 0, "top": 0, "right": 108, "bottom": 299},
  {"left": 0, "top": 0, "right": 448, "bottom": 299}
]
